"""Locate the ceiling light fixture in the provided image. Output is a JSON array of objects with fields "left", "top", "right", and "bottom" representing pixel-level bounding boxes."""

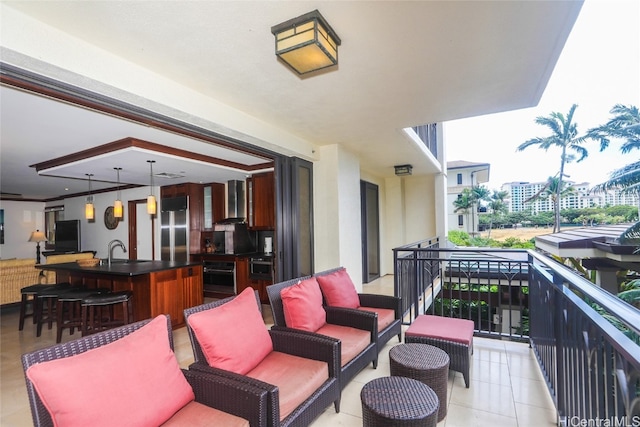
[
  {"left": 85, "top": 173, "right": 94, "bottom": 220},
  {"left": 147, "top": 160, "right": 156, "bottom": 215},
  {"left": 394, "top": 164, "right": 413, "bottom": 176},
  {"left": 271, "top": 9, "right": 341, "bottom": 75},
  {"left": 113, "top": 167, "right": 123, "bottom": 219}
]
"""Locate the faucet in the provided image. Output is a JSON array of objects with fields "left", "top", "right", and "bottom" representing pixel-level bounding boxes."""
[{"left": 107, "top": 239, "right": 127, "bottom": 266}]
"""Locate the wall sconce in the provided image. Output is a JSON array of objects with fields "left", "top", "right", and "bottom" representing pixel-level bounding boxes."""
[
  {"left": 147, "top": 160, "right": 156, "bottom": 215},
  {"left": 113, "top": 167, "right": 123, "bottom": 219},
  {"left": 394, "top": 164, "right": 413, "bottom": 176},
  {"left": 28, "top": 229, "right": 47, "bottom": 264},
  {"left": 271, "top": 9, "right": 341, "bottom": 75},
  {"left": 85, "top": 173, "right": 94, "bottom": 220}
]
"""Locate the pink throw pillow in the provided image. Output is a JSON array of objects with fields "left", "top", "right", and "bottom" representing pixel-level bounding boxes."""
[
  {"left": 188, "top": 287, "right": 273, "bottom": 375},
  {"left": 281, "top": 277, "right": 326, "bottom": 332},
  {"left": 26, "top": 315, "right": 194, "bottom": 427},
  {"left": 316, "top": 268, "right": 360, "bottom": 309}
]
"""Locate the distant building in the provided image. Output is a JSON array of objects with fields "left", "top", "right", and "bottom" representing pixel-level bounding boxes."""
[
  {"left": 501, "top": 180, "right": 639, "bottom": 213},
  {"left": 447, "top": 160, "right": 490, "bottom": 234}
]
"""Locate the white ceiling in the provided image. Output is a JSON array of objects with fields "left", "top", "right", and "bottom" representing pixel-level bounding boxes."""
[{"left": 0, "top": 1, "right": 582, "bottom": 200}]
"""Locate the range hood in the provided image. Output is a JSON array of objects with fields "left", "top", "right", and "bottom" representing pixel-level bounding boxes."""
[{"left": 226, "top": 180, "right": 246, "bottom": 220}]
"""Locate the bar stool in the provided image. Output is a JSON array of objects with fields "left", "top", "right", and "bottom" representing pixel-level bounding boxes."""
[
  {"left": 56, "top": 288, "right": 111, "bottom": 343},
  {"left": 81, "top": 290, "right": 134, "bottom": 336},
  {"left": 36, "top": 283, "right": 76, "bottom": 337},
  {"left": 19, "top": 283, "right": 56, "bottom": 331}
]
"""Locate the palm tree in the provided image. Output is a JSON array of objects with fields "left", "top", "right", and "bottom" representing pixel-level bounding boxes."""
[
  {"left": 517, "top": 104, "right": 590, "bottom": 233},
  {"left": 486, "top": 190, "right": 509, "bottom": 238},
  {"left": 587, "top": 104, "right": 640, "bottom": 242},
  {"left": 453, "top": 188, "right": 474, "bottom": 234},
  {"left": 471, "top": 185, "right": 491, "bottom": 236}
]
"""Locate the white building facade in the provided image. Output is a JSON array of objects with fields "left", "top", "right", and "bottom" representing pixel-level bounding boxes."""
[{"left": 447, "top": 161, "right": 490, "bottom": 235}]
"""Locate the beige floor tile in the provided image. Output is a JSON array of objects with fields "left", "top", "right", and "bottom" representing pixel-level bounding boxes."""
[
  {"left": 444, "top": 402, "right": 518, "bottom": 427},
  {"left": 470, "top": 359, "right": 512, "bottom": 386},
  {"left": 450, "top": 378, "right": 517, "bottom": 418},
  {"left": 514, "top": 402, "right": 557, "bottom": 427},
  {"left": 510, "top": 376, "right": 555, "bottom": 409}
]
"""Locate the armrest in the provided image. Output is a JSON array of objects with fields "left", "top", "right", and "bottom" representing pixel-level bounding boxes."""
[
  {"left": 269, "top": 329, "right": 341, "bottom": 379},
  {"left": 188, "top": 363, "right": 280, "bottom": 424},
  {"left": 183, "top": 368, "right": 269, "bottom": 427},
  {"left": 358, "top": 293, "right": 402, "bottom": 317},
  {"left": 325, "top": 306, "right": 378, "bottom": 341}
]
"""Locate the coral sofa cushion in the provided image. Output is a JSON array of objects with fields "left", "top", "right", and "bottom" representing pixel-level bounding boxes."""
[
  {"left": 26, "top": 315, "right": 194, "bottom": 427},
  {"left": 405, "top": 314, "right": 474, "bottom": 345},
  {"left": 358, "top": 307, "right": 396, "bottom": 331},
  {"left": 316, "top": 323, "right": 371, "bottom": 366},
  {"left": 247, "top": 351, "right": 329, "bottom": 421},
  {"left": 161, "top": 401, "right": 249, "bottom": 427},
  {"left": 316, "top": 268, "right": 360, "bottom": 309},
  {"left": 281, "top": 277, "right": 326, "bottom": 332},
  {"left": 188, "top": 287, "right": 273, "bottom": 375}
]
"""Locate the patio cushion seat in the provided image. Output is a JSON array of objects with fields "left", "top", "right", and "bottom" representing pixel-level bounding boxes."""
[
  {"left": 246, "top": 351, "right": 329, "bottom": 420},
  {"left": 358, "top": 307, "right": 396, "bottom": 331},
  {"left": 160, "top": 401, "right": 248, "bottom": 427},
  {"left": 316, "top": 323, "right": 372, "bottom": 367}
]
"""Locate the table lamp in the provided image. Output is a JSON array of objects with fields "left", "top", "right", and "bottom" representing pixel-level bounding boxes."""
[{"left": 28, "top": 230, "right": 47, "bottom": 264}]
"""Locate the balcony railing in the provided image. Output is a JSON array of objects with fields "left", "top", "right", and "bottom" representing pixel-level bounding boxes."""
[{"left": 393, "top": 241, "right": 640, "bottom": 425}]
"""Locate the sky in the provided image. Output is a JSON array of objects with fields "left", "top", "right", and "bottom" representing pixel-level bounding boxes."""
[{"left": 444, "top": 0, "right": 640, "bottom": 192}]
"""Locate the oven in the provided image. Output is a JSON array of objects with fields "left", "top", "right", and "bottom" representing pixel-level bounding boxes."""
[
  {"left": 249, "top": 257, "right": 273, "bottom": 281},
  {"left": 203, "top": 261, "right": 236, "bottom": 295}
]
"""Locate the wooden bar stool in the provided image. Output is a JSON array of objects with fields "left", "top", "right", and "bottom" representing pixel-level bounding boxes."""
[
  {"left": 56, "top": 288, "right": 111, "bottom": 343},
  {"left": 35, "top": 283, "right": 75, "bottom": 337},
  {"left": 19, "top": 284, "right": 56, "bottom": 331},
  {"left": 81, "top": 290, "right": 134, "bottom": 336}
]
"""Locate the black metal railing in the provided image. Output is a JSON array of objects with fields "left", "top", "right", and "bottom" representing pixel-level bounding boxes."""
[
  {"left": 411, "top": 123, "right": 438, "bottom": 158},
  {"left": 392, "top": 242, "right": 640, "bottom": 424}
]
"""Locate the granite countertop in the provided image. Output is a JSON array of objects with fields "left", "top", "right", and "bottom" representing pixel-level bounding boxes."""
[{"left": 39, "top": 260, "right": 203, "bottom": 276}]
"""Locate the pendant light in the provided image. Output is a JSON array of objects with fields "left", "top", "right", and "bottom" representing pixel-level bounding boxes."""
[
  {"left": 85, "top": 173, "right": 94, "bottom": 220},
  {"left": 113, "top": 167, "right": 123, "bottom": 218},
  {"left": 147, "top": 160, "right": 156, "bottom": 215}
]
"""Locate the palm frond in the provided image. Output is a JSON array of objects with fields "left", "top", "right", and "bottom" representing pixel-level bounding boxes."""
[{"left": 592, "top": 161, "right": 640, "bottom": 194}]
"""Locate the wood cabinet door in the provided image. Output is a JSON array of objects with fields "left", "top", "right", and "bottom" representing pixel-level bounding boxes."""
[{"left": 252, "top": 172, "right": 275, "bottom": 229}]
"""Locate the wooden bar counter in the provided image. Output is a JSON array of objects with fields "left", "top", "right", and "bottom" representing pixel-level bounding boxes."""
[{"left": 40, "top": 260, "right": 203, "bottom": 328}]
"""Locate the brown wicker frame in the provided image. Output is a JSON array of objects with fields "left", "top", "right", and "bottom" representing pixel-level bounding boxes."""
[
  {"left": 266, "top": 277, "right": 378, "bottom": 390},
  {"left": 315, "top": 267, "right": 403, "bottom": 354},
  {"left": 404, "top": 335, "right": 473, "bottom": 388},
  {"left": 184, "top": 291, "right": 341, "bottom": 427},
  {"left": 22, "top": 315, "right": 269, "bottom": 427}
]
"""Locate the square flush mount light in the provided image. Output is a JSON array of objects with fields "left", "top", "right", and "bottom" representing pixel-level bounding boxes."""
[
  {"left": 394, "top": 165, "right": 413, "bottom": 176},
  {"left": 271, "top": 9, "right": 341, "bottom": 75}
]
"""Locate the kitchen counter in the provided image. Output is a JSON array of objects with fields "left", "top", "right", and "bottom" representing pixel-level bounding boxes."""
[
  {"left": 40, "top": 259, "right": 202, "bottom": 276},
  {"left": 41, "top": 259, "right": 203, "bottom": 328}
]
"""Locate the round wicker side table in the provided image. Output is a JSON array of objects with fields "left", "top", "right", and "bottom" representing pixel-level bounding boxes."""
[
  {"left": 389, "top": 343, "right": 450, "bottom": 422},
  {"left": 360, "top": 376, "right": 439, "bottom": 427}
]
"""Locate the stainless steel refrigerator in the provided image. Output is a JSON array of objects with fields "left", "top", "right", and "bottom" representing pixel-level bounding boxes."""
[{"left": 160, "top": 196, "right": 189, "bottom": 262}]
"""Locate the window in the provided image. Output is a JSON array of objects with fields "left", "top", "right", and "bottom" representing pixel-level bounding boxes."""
[
  {"left": 458, "top": 215, "right": 464, "bottom": 227},
  {"left": 457, "top": 173, "right": 462, "bottom": 185},
  {"left": 44, "top": 206, "right": 64, "bottom": 250}
]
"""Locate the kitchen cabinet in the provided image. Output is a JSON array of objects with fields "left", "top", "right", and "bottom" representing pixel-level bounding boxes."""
[
  {"left": 234, "top": 257, "right": 270, "bottom": 303},
  {"left": 203, "top": 183, "right": 225, "bottom": 229},
  {"left": 249, "top": 171, "right": 275, "bottom": 230}
]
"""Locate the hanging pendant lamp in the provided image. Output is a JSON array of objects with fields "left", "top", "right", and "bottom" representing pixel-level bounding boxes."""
[
  {"left": 147, "top": 160, "right": 156, "bottom": 215},
  {"left": 113, "top": 167, "right": 123, "bottom": 218},
  {"left": 85, "top": 173, "right": 94, "bottom": 220}
]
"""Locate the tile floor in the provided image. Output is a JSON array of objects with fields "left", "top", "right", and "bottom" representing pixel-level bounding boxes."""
[{"left": 1, "top": 275, "right": 558, "bottom": 426}]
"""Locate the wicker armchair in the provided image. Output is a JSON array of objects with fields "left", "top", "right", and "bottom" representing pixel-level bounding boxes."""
[
  {"left": 184, "top": 290, "right": 341, "bottom": 427},
  {"left": 266, "top": 277, "right": 378, "bottom": 390},
  {"left": 315, "top": 267, "right": 402, "bottom": 353},
  {"left": 22, "top": 315, "right": 268, "bottom": 427}
]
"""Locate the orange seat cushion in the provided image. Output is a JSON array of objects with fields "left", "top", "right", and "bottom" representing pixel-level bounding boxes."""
[
  {"left": 247, "top": 351, "right": 329, "bottom": 420},
  {"left": 316, "top": 268, "right": 360, "bottom": 309},
  {"left": 161, "top": 401, "right": 249, "bottom": 427},
  {"left": 188, "top": 288, "right": 273, "bottom": 375},
  {"left": 405, "top": 315, "right": 474, "bottom": 345},
  {"left": 26, "top": 315, "right": 194, "bottom": 427},
  {"left": 281, "top": 277, "right": 326, "bottom": 332},
  {"left": 316, "top": 323, "right": 371, "bottom": 366},
  {"left": 358, "top": 307, "right": 396, "bottom": 331}
]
